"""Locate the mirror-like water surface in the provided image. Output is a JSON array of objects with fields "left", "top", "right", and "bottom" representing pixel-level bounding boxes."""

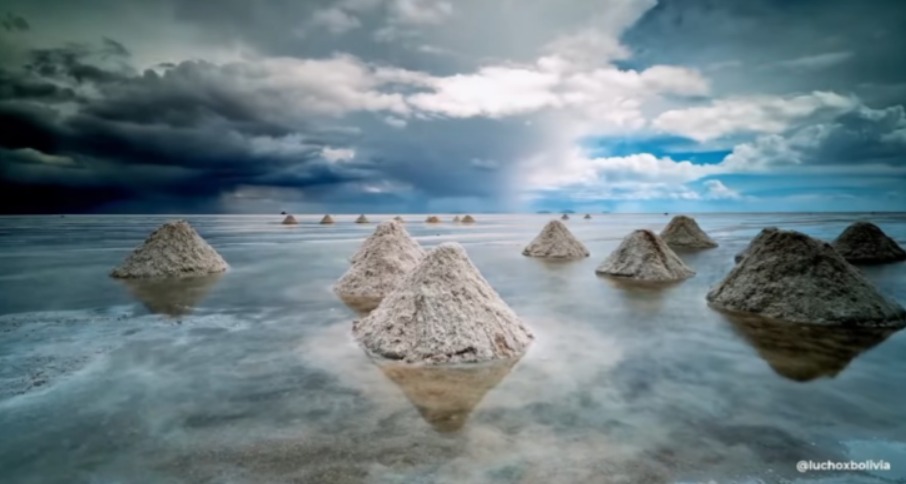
[{"left": 1, "top": 213, "right": 905, "bottom": 483}]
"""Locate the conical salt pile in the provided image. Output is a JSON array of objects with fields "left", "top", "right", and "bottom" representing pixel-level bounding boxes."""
[
  {"left": 707, "top": 229, "right": 906, "bottom": 326},
  {"left": 735, "top": 227, "right": 779, "bottom": 263},
  {"left": 522, "top": 220, "right": 589, "bottom": 259},
  {"left": 561, "top": 214, "right": 570, "bottom": 221},
  {"left": 462, "top": 215, "right": 475, "bottom": 224},
  {"left": 355, "top": 214, "right": 369, "bottom": 224},
  {"left": 353, "top": 242, "right": 533, "bottom": 364},
  {"left": 336, "top": 221, "right": 425, "bottom": 311},
  {"left": 595, "top": 229, "right": 694, "bottom": 282},
  {"left": 452, "top": 215, "right": 461, "bottom": 223},
  {"left": 281, "top": 215, "right": 298, "bottom": 225},
  {"left": 584, "top": 214, "right": 591, "bottom": 220},
  {"left": 425, "top": 215, "right": 440, "bottom": 223},
  {"left": 320, "top": 214, "right": 334, "bottom": 224},
  {"left": 393, "top": 216, "right": 405, "bottom": 223},
  {"left": 832, "top": 221, "right": 906, "bottom": 264},
  {"left": 111, "top": 220, "right": 228, "bottom": 278},
  {"left": 660, "top": 215, "right": 718, "bottom": 249},
  {"left": 378, "top": 358, "right": 519, "bottom": 432}
]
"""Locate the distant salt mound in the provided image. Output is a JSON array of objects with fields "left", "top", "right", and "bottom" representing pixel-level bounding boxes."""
[
  {"left": 393, "top": 216, "right": 405, "bottom": 223},
  {"left": 735, "top": 227, "right": 779, "bottom": 263},
  {"left": 584, "top": 214, "right": 591, "bottom": 220},
  {"left": 707, "top": 229, "right": 906, "bottom": 326},
  {"left": 336, "top": 221, "right": 425, "bottom": 311},
  {"left": 832, "top": 221, "right": 906, "bottom": 264},
  {"left": 561, "top": 214, "right": 569, "bottom": 221},
  {"left": 320, "top": 214, "right": 334, "bottom": 225},
  {"left": 425, "top": 215, "right": 441, "bottom": 223},
  {"left": 595, "top": 229, "right": 694, "bottom": 282},
  {"left": 378, "top": 358, "right": 519, "bottom": 432},
  {"left": 355, "top": 214, "right": 369, "bottom": 224},
  {"left": 281, "top": 215, "right": 298, "bottom": 225},
  {"left": 660, "top": 215, "right": 718, "bottom": 249},
  {"left": 111, "top": 220, "right": 228, "bottom": 278},
  {"left": 452, "top": 215, "right": 461, "bottom": 223},
  {"left": 523, "top": 220, "right": 589, "bottom": 259},
  {"left": 353, "top": 242, "right": 533, "bottom": 364},
  {"left": 462, "top": 215, "right": 475, "bottom": 224}
]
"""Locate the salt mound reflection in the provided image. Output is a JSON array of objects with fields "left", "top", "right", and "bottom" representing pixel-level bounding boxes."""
[{"left": 119, "top": 273, "right": 223, "bottom": 317}]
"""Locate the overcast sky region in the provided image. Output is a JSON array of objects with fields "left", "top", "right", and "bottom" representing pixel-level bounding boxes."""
[{"left": 1, "top": 0, "right": 905, "bottom": 213}]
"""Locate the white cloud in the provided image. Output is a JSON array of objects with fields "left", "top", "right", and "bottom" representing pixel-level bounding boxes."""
[
  {"left": 703, "top": 179, "right": 741, "bottom": 199},
  {"left": 383, "top": 116, "right": 408, "bottom": 128},
  {"left": 652, "top": 91, "right": 859, "bottom": 142},
  {"left": 311, "top": 8, "right": 362, "bottom": 34},
  {"left": 10, "top": 148, "right": 76, "bottom": 166},
  {"left": 321, "top": 146, "right": 357, "bottom": 162},
  {"left": 249, "top": 134, "right": 319, "bottom": 157}
]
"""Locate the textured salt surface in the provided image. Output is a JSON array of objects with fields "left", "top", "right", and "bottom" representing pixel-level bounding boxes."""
[
  {"left": 595, "top": 229, "right": 695, "bottom": 282},
  {"left": 281, "top": 215, "right": 298, "bottom": 225},
  {"left": 660, "top": 215, "right": 718, "bottom": 249},
  {"left": 334, "top": 221, "right": 425, "bottom": 311},
  {"left": 708, "top": 229, "right": 906, "bottom": 326},
  {"left": 832, "top": 221, "right": 906, "bottom": 264},
  {"left": 110, "top": 220, "right": 228, "bottom": 279},
  {"left": 735, "top": 227, "right": 779, "bottom": 263},
  {"left": 522, "top": 220, "right": 589, "bottom": 259},
  {"left": 377, "top": 358, "right": 518, "bottom": 432},
  {"left": 320, "top": 215, "right": 334, "bottom": 224},
  {"left": 353, "top": 242, "right": 533, "bottom": 364}
]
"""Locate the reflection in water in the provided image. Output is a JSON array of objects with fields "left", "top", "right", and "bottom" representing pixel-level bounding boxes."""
[
  {"left": 721, "top": 312, "right": 899, "bottom": 382},
  {"left": 377, "top": 357, "right": 520, "bottom": 433},
  {"left": 119, "top": 274, "right": 223, "bottom": 317},
  {"left": 598, "top": 277, "right": 680, "bottom": 314}
]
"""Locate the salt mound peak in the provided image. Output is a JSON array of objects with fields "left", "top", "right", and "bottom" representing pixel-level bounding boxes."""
[
  {"left": 462, "top": 215, "right": 475, "bottom": 223},
  {"left": 523, "top": 220, "right": 589, "bottom": 259},
  {"left": 336, "top": 221, "right": 425, "bottom": 311},
  {"left": 378, "top": 358, "right": 519, "bottom": 432},
  {"left": 281, "top": 215, "right": 298, "bottom": 225},
  {"left": 832, "top": 221, "right": 906, "bottom": 264},
  {"left": 735, "top": 227, "right": 779, "bottom": 263},
  {"left": 561, "top": 214, "right": 569, "bottom": 220},
  {"left": 660, "top": 215, "right": 718, "bottom": 249},
  {"left": 111, "top": 220, "right": 228, "bottom": 279},
  {"left": 452, "top": 215, "right": 461, "bottom": 223},
  {"left": 353, "top": 242, "right": 533, "bottom": 364},
  {"left": 425, "top": 215, "right": 440, "bottom": 223},
  {"left": 320, "top": 214, "right": 334, "bottom": 224},
  {"left": 707, "top": 229, "right": 906, "bottom": 326},
  {"left": 584, "top": 214, "right": 591, "bottom": 220},
  {"left": 595, "top": 229, "right": 694, "bottom": 282},
  {"left": 356, "top": 214, "right": 369, "bottom": 224}
]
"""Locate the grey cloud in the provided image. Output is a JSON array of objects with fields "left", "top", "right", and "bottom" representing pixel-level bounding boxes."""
[{"left": 1, "top": 12, "right": 29, "bottom": 32}]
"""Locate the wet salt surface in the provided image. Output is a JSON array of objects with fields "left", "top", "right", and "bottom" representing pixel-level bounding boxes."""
[{"left": 1, "top": 213, "right": 905, "bottom": 483}]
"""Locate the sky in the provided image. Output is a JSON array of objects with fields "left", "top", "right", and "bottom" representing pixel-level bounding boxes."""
[{"left": 0, "top": 0, "right": 905, "bottom": 214}]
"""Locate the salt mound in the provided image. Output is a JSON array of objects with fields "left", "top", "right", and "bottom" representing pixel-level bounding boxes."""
[
  {"left": 461, "top": 215, "right": 475, "bottom": 223},
  {"left": 734, "top": 227, "right": 779, "bottom": 263},
  {"left": 723, "top": 312, "right": 896, "bottom": 382},
  {"left": 561, "top": 214, "right": 569, "bottom": 221},
  {"left": 281, "top": 215, "right": 298, "bottom": 225},
  {"left": 595, "top": 229, "right": 694, "bottom": 282},
  {"left": 393, "top": 216, "right": 405, "bottom": 223},
  {"left": 353, "top": 242, "right": 533, "bottom": 364},
  {"left": 660, "top": 215, "right": 718, "bottom": 249},
  {"left": 584, "top": 214, "right": 591, "bottom": 220},
  {"left": 111, "top": 220, "right": 228, "bottom": 279},
  {"left": 378, "top": 358, "right": 518, "bottom": 432},
  {"left": 452, "top": 215, "right": 461, "bottom": 223},
  {"left": 707, "top": 229, "right": 906, "bottom": 326},
  {"left": 832, "top": 221, "right": 906, "bottom": 264},
  {"left": 425, "top": 215, "right": 440, "bottom": 223},
  {"left": 522, "top": 220, "right": 589, "bottom": 259},
  {"left": 336, "top": 221, "right": 425, "bottom": 311},
  {"left": 320, "top": 214, "right": 334, "bottom": 224},
  {"left": 355, "top": 214, "right": 369, "bottom": 224}
]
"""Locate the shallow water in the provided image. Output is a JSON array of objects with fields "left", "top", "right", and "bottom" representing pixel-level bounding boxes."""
[{"left": 1, "top": 213, "right": 905, "bottom": 483}]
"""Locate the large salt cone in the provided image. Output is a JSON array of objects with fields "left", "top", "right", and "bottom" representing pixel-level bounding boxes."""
[
  {"left": 353, "top": 242, "right": 533, "bottom": 364},
  {"left": 722, "top": 312, "right": 898, "bottom": 382},
  {"left": 595, "top": 229, "right": 694, "bottom": 282},
  {"left": 378, "top": 358, "right": 519, "bottom": 432},
  {"left": 832, "top": 221, "right": 906, "bottom": 264},
  {"left": 522, "top": 220, "right": 589, "bottom": 259},
  {"left": 111, "top": 220, "right": 228, "bottom": 279},
  {"left": 734, "top": 227, "right": 779, "bottom": 263},
  {"left": 708, "top": 229, "right": 906, "bottom": 327},
  {"left": 120, "top": 274, "right": 223, "bottom": 318},
  {"left": 659, "top": 215, "right": 718, "bottom": 249}
]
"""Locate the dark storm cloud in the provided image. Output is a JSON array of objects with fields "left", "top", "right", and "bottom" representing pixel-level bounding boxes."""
[{"left": 1, "top": 12, "right": 29, "bottom": 32}]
